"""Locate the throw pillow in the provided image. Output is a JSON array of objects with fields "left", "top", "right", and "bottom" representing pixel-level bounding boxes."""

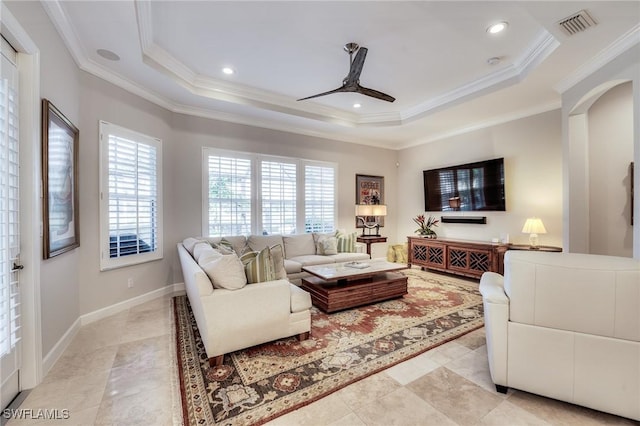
[
  {"left": 270, "top": 244, "right": 287, "bottom": 280},
  {"left": 321, "top": 237, "right": 338, "bottom": 255},
  {"left": 211, "top": 238, "right": 236, "bottom": 255},
  {"left": 240, "top": 247, "right": 276, "bottom": 284},
  {"left": 387, "top": 245, "right": 396, "bottom": 262},
  {"left": 193, "top": 242, "right": 215, "bottom": 261},
  {"left": 335, "top": 230, "right": 358, "bottom": 253},
  {"left": 201, "top": 254, "right": 247, "bottom": 290},
  {"left": 182, "top": 237, "right": 203, "bottom": 255},
  {"left": 394, "top": 244, "right": 408, "bottom": 263}
]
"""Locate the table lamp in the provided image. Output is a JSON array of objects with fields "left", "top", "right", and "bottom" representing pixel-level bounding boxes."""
[
  {"left": 355, "top": 204, "right": 387, "bottom": 236},
  {"left": 521, "top": 217, "right": 547, "bottom": 249}
]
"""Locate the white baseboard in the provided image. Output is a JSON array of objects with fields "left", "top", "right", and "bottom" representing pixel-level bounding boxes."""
[
  {"left": 42, "top": 317, "right": 81, "bottom": 376},
  {"left": 42, "top": 282, "right": 185, "bottom": 377},
  {"left": 80, "top": 283, "right": 184, "bottom": 326}
]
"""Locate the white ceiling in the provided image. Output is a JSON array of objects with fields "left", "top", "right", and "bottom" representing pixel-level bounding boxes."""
[{"left": 42, "top": 1, "right": 640, "bottom": 149}]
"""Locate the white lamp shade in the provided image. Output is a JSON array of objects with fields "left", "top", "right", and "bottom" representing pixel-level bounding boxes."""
[
  {"left": 355, "top": 204, "right": 387, "bottom": 216},
  {"left": 522, "top": 217, "right": 547, "bottom": 234}
]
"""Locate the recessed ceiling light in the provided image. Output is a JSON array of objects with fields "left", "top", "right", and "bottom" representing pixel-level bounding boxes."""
[
  {"left": 222, "top": 67, "right": 235, "bottom": 75},
  {"left": 487, "top": 57, "right": 501, "bottom": 65},
  {"left": 353, "top": 103, "right": 361, "bottom": 108},
  {"left": 487, "top": 21, "right": 508, "bottom": 34},
  {"left": 96, "top": 49, "right": 120, "bottom": 61}
]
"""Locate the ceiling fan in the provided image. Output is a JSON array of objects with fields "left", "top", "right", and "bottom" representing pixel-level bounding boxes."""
[{"left": 297, "top": 43, "right": 396, "bottom": 103}]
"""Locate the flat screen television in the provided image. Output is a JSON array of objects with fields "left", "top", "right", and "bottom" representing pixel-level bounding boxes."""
[{"left": 423, "top": 158, "right": 505, "bottom": 212}]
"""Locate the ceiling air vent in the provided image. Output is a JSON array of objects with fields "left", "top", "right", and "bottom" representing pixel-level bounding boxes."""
[{"left": 558, "top": 10, "right": 597, "bottom": 36}]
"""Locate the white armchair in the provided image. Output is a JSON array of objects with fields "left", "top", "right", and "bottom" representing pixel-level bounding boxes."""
[{"left": 480, "top": 250, "right": 640, "bottom": 421}]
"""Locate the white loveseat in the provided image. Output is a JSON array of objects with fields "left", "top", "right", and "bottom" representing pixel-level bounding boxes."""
[{"left": 480, "top": 251, "right": 640, "bottom": 421}]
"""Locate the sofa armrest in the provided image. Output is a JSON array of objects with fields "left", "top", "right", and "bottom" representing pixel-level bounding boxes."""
[
  {"left": 479, "top": 272, "right": 508, "bottom": 304},
  {"left": 479, "top": 272, "right": 509, "bottom": 387}
]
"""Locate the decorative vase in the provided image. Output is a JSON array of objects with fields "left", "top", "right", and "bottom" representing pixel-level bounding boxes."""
[{"left": 419, "top": 230, "right": 437, "bottom": 239}]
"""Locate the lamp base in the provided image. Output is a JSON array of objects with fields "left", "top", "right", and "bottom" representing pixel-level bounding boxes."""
[{"left": 529, "top": 233, "right": 539, "bottom": 249}]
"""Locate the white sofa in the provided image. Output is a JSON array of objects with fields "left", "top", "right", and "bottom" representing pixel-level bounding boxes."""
[
  {"left": 177, "top": 242, "right": 312, "bottom": 366},
  {"left": 480, "top": 251, "right": 640, "bottom": 421},
  {"left": 196, "top": 233, "right": 370, "bottom": 284}
]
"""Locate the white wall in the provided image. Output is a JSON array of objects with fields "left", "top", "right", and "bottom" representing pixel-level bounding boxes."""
[
  {"left": 588, "top": 82, "right": 634, "bottom": 257},
  {"left": 76, "top": 72, "right": 175, "bottom": 315},
  {"left": 396, "top": 110, "right": 563, "bottom": 247}
]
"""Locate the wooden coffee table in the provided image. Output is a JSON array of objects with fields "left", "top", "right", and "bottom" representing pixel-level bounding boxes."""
[{"left": 301, "top": 260, "right": 408, "bottom": 313}]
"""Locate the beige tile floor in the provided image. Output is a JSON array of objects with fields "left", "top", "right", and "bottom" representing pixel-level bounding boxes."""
[{"left": 7, "top": 293, "right": 636, "bottom": 426}]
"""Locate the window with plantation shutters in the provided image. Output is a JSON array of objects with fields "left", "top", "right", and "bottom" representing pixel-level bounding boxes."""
[
  {"left": 203, "top": 148, "right": 337, "bottom": 236},
  {"left": 99, "top": 121, "right": 163, "bottom": 270},
  {"left": 205, "top": 154, "right": 252, "bottom": 236},
  {"left": 261, "top": 160, "right": 296, "bottom": 235},
  {"left": 305, "top": 164, "right": 335, "bottom": 233}
]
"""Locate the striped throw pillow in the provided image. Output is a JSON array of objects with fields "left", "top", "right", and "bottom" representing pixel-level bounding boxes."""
[
  {"left": 335, "top": 231, "right": 358, "bottom": 253},
  {"left": 240, "top": 247, "right": 275, "bottom": 284}
]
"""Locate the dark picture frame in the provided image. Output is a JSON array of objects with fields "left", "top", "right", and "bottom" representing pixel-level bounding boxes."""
[
  {"left": 355, "top": 174, "right": 384, "bottom": 228},
  {"left": 42, "top": 99, "right": 80, "bottom": 258},
  {"left": 631, "top": 162, "right": 634, "bottom": 226}
]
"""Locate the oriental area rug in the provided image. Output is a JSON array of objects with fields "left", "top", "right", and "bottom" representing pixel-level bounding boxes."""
[{"left": 174, "top": 268, "right": 484, "bottom": 426}]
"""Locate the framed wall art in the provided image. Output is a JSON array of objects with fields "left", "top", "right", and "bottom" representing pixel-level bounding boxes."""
[
  {"left": 42, "top": 99, "right": 80, "bottom": 258},
  {"left": 355, "top": 174, "right": 385, "bottom": 228}
]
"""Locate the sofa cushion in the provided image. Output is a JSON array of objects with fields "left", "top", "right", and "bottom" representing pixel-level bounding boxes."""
[
  {"left": 201, "top": 254, "right": 247, "bottom": 290},
  {"left": 288, "top": 254, "right": 333, "bottom": 267},
  {"left": 284, "top": 259, "right": 302, "bottom": 274},
  {"left": 290, "top": 284, "right": 312, "bottom": 313},
  {"left": 284, "top": 234, "right": 316, "bottom": 258},
  {"left": 336, "top": 231, "right": 358, "bottom": 253},
  {"left": 270, "top": 244, "right": 288, "bottom": 280},
  {"left": 182, "top": 237, "right": 203, "bottom": 255},
  {"left": 241, "top": 247, "right": 276, "bottom": 284},
  {"left": 247, "top": 235, "right": 285, "bottom": 252}
]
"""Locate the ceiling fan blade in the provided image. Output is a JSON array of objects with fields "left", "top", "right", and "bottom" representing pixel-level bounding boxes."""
[
  {"left": 357, "top": 84, "right": 396, "bottom": 103},
  {"left": 296, "top": 86, "right": 348, "bottom": 101},
  {"left": 344, "top": 47, "right": 367, "bottom": 86}
]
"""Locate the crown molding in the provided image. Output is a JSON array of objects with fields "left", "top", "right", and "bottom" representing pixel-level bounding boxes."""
[
  {"left": 401, "top": 31, "right": 558, "bottom": 124},
  {"left": 134, "top": 1, "right": 559, "bottom": 128},
  {"left": 42, "top": 0, "right": 565, "bottom": 150},
  {"left": 40, "top": 0, "right": 86, "bottom": 67},
  {"left": 554, "top": 23, "right": 640, "bottom": 94}
]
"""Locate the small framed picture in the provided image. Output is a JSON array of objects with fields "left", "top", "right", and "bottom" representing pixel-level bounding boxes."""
[
  {"left": 355, "top": 174, "right": 384, "bottom": 228},
  {"left": 42, "top": 99, "right": 80, "bottom": 258}
]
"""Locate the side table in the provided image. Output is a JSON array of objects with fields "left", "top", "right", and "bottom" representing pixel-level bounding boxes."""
[
  {"left": 496, "top": 244, "right": 562, "bottom": 274},
  {"left": 356, "top": 236, "right": 387, "bottom": 256}
]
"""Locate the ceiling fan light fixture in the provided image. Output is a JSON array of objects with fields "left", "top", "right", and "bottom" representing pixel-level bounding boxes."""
[
  {"left": 487, "top": 21, "right": 508, "bottom": 34},
  {"left": 222, "top": 67, "right": 235, "bottom": 75}
]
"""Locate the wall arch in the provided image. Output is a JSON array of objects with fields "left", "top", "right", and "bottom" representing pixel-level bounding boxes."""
[{"left": 561, "top": 44, "right": 640, "bottom": 258}]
